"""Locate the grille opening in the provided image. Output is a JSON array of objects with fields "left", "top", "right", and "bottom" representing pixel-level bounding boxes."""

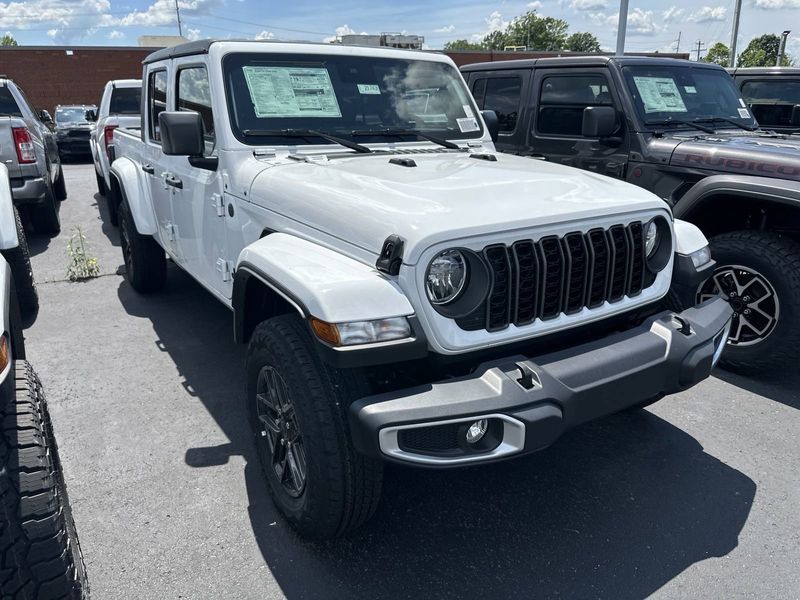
[{"left": 396, "top": 420, "right": 504, "bottom": 456}]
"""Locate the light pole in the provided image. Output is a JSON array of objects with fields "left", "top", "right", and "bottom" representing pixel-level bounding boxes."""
[
  {"left": 615, "top": 0, "right": 629, "bottom": 56},
  {"left": 729, "top": 0, "right": 742, "bottom": 67},
  {"left": 777, "top": 30, "right": 791, "bottom": 66}
]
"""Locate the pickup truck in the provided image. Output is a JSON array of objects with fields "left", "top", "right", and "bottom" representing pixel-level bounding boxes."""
[
  {"left": 728, "top": 67, "right": 800, "bottom": 134},
  {"left": 54, "top": 104, "right": 96, "bottom": 158},
  {"left": 0, "top": 78, "right": 67, "bottom": 234},
  {"left": 0, "top": 165, "right": 88, "bottom": 597},
  {"left": 110, "top": 40, "right": 731, "bottom": 539},
  {"left": 87, "top": 79, "right": 141, "bottom": 225},
  {"left": 461, "top": 56, "right": 800, "bottom": 374}
]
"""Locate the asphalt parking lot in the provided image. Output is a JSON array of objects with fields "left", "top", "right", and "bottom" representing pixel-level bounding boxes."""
[{"left": 21, "top": 161, "right": 800, "bottom": 599}]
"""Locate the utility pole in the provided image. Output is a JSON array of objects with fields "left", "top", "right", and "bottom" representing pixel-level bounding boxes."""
[
  {"left": 675, "top": 31, "right": 681, "bottom": 53},
  {"left": 777, "top": 30, "right": 791, "bottom": 66},
  {"left": 695, "top": 40, "right": 706, "bottom": 61},
  {"left": 615, "top": 0, "right": 629, "bottom": 56},
  {"left": 729, "top": 0, "right": 742, "bottom": 67},
  {"left": 175, "top": 0, "right": 183, "bottom": 37}
]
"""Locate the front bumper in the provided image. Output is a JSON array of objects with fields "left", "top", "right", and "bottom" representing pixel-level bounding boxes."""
[
  {"left": 57, "top": 138, "right": 91, "bottom": 155},
  {"left": 349, "top": 298, "right": 732, "bottom": 467}
]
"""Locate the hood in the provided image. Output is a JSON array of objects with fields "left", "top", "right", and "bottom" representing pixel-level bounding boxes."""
[
  {"left": 669, "top": 131, "right": 800, "bottom": 180},
  {"left": 248, "top": 150, "right": 668, "bottom": 264}
]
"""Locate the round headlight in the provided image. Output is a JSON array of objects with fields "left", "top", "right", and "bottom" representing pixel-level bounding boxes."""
[
  {"left": 645, "top": 220, "right": 659, "bottom": 257},
  {"left": 426, "top": 249, "right": 467, "bottom": 305}
]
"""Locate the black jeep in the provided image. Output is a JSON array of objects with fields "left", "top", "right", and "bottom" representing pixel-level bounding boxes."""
[
  {"left": 461, "top": 56, "right": 800, "bottom": 374},
  {"left": 728, "top": 67, "right": 800, "bottom": 135}
]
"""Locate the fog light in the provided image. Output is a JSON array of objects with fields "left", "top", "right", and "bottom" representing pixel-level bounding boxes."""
[{"left": 465, "top": 419, "right": 488, "bottom": 444}]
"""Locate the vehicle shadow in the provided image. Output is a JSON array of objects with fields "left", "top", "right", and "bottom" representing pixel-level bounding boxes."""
[
  {"left": 715, "top": 369, "right": 800, "bottom": 411},
  {"left": 93, "top": 192, "right": 120, "bottom": 248},
  {"left": 117, "top": 268, "right": 756, "bottom": 600}
]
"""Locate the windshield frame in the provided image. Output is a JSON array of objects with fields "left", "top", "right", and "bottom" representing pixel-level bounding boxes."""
[
  {"left": 621, "top": 64, "right": 758, "bottom": 133},
  {"left": 222, "top": 51, "right": 485, "bottom": 148}
]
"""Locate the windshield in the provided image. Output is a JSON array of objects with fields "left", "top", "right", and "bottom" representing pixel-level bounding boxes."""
[
  {"left": 623, "top": 65, "right": 757, "bottom": 131},
  {"left": 109, "top": 87, "right": 141, "bottom": 115},
  {"left": 56, "top": 107, "right": 91, "bottom": 124},
  {"left": 223, "top": 52, "right": 483, "bottom": 145}
]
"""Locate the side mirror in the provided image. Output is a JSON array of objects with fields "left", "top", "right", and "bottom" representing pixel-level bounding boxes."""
[
  {"left": 480, "top": 109, "right": 499, "bottom": 143},
  {"left": 159, "top": 111, "right": 204, "bottom": 156},
  {"left": 39, "top": 109, "right": 52, "bottom": 123},
  {"left": 582, "top": 106, "right": 617, "bottom": 138},
  {"left": 791, "top": 104, "right": 800, "bottom": 126},
  {"left": 85, "top": 109, "right": 97, "bottom": 122}
]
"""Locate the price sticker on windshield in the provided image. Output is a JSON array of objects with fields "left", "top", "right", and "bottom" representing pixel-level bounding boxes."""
[
  {"left": 457, "top": 117, "right": 479, "bottom": 132},
  {"left": 738, "top": 108, "right": 751, "bottom": 118},
  {"left": 357, "top": 84, "right": 381, "bottom": 95}
]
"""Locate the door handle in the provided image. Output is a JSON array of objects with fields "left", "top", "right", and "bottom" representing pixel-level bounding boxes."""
[
  {"left": 142, "top": 163, "right": 155, "bottom": 174},
  {"left": 165, "top": 174, "right": 183, "bottom": 189}
]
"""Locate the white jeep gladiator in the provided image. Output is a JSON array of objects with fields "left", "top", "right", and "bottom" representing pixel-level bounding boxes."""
[{"left": 110, "top": 40, "right": 732, "bottom": 539}]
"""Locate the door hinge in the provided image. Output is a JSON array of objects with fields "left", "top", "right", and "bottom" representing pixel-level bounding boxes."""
[
  {"left": 216, "top": 258, "right": 233, "bottom": 282},
  {"left": 211, "top": 193, "right": 225, "bottom": 217},
  {"left": 166, "top": 222, "right": 177, "bottom": 242}
]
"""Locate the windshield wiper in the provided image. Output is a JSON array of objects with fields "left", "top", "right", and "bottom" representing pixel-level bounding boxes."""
[
  {"left": 351, "top": 129, "right": 462, "bottom": 150},
  {"left": 240, "top": 128, "right": 372, "bottom": 154},
  {"left": 692, "top": 116, "right": 757, "bottom": 132},
  {"left": 644, "top": 118, "right": 715, "bottom": 134}
]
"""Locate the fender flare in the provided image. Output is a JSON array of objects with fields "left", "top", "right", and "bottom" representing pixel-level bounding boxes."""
[
  {"left": 110, "top": 157, "right": 158, "bottom": 235},
  {"left": 673, "top": 174, "right": 800, "bottom": 220},
  {"left": 232, "top": 233, "right": 415, "bottom": 343},
  {"left": 0, "top": 165, "right": 19, "bottom": 251}
]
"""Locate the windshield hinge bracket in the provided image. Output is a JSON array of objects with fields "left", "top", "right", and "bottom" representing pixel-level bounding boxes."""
[
  {"left": 376, "top": 235, "right": 405, "bottom": 276},
  {"left": 211, "top": 193, "right": 224, "bottom": 217}
]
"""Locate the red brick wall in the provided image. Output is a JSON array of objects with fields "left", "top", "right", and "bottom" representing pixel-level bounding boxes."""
[
  {"left": 0, "top": 46, "right": 691, "bottom": 114},
  {"left": 0, "top": 47, "right": 152, "bottom": 113}
]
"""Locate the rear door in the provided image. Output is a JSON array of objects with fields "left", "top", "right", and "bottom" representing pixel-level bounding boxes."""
[
  {"left": 467, "top": 69, "right": 531, "bottom": 154},
  {"left": 528, "top": 67, "right": 630, "bottom": 179}
]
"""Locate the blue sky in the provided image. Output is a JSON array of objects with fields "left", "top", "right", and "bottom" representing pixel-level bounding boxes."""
[{"left": 1, "top": 0, "right": 799, "bottom": 60}]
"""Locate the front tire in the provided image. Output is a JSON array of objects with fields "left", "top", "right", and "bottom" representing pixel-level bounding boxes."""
[
  {"left": 95, "top": 171, "right": 106, "bottom": 197},
  {"left": 54, "top": 165, "right": 67, "bottom": 201},
  {"left": 698, "top": 231, "right": 800, "bottom": 375},
  {"left": 1, "top": 208, "right": 38, "bottom": 319},
  {"left": 119, "top": 198, "right": 165, "bottom": 293},
  {"left": 246, "top": 314, "right": 383, "bottom": 539},
  {"left": 0, "top": 361, "right": 89, "bottom": 598}
]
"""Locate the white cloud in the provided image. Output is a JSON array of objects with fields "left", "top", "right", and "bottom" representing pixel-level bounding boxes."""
[
  {"left": 528, "top": 1, "right": 543, "bottom": 9},
  {"left": 470, "top": 10, "right": 508, "bottom": 42},
  {"left": 186, "top": 27, "right": 201, "bottom": 41},
  {"left": 690, "top": 6, "right": 727, "bottom": 21},
  {"left": 255, "top": 30, "right": 275, "bottom": 40},
  {"left": 590, "top": 8, "right": 659, "bottom": 35},
  {"left": 754, "top": 0, "right": 800, "bottom": 7},
  {"left": 662, "top": 6, "right": 686, "bottom": 22},
  {"left": 323, "top": 24, "right": 370, "bottom": 43},
  {"left": 118, "top": 0, "right": 222, "bottom": 28},
  {"left": 0, "top": 0, "right": 117, "bottom": 43},
  {"left": 568, "top": 0, "right": 607, "bottom": 9},
  {"left": 433, "top": 25, "right": 455, "bottom": 33},
  {"left": 108, "top": 30, "right": 124, "bottom": 39}
]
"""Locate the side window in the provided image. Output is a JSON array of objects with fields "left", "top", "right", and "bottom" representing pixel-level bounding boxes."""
[
  {"left": 741, "top": 80, "right": 800, "bottom": 127},
  {"left": 538, "top": 75, "right": 613, "bottom": 136},
  {"left": 148, "top": 70, "right": 168, "bottom": 143},
  {"left": 483, "top": 77, "right": 521, "bottom": 132},
  {"left": 177, "top": 66, "right": 215, "bottom": 155},
  {"left": 472, "top": 78, "right": 487, "bottom": 107}
]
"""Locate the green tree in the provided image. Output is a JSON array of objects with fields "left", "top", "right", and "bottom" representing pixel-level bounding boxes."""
[
  {"left": 500, "top": 11, "right": 569, "bottom": 51},
  {"left": 482, "top": 30, "right": 507, "bottom": 50},
  {"left": 703, "top": 42, "right": 730, "bottom": 66},
  {"left": 443, "top": 39, "right": 485, "bottom": 51},
  {"left": 737, "top": 34, "right": 792, "bottom": 67},
  {"left": 566, "top": 32, "right": 601, "bottom": 53},
  {"left": 1, "top": 34, "right": 18, "bottom": 46}
]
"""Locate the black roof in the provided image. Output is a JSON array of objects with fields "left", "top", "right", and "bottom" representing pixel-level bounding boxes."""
[
  {"left": 460, "top": 55, "right": 723, "bottom": 72},
  {"left": 728, "top": 67, "right": 800, "bottom": 76},
  {"left": 143, "top": 39, "right": 215, "bottom": 64}
]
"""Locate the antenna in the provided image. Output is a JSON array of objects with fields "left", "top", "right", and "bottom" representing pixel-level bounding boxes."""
[{"left": 175, "top": 0, "right": 183, "bottom": 37}]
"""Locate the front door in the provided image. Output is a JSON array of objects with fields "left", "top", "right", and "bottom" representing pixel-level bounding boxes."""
[
  {"left": 528, "top": 68, "right": 630, "bottom": 179},
  {"left": 468, "top": 69, "right": 531, "bottom": 154}
]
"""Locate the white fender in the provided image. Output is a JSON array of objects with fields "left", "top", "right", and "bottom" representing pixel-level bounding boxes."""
[
  {"left": 110, "top": 157, "right": 158, "bottom": 235},
  {"left": 237, "top": 233, "right": 414, "bottom": 323},
  {"left": 673, "top": 219, "right": 709, "bottom": 255},
  {"left": 0, "top": 165, "right": 19, "bottom": 251}
]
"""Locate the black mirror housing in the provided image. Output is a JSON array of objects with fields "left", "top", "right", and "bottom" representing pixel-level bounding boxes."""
[
  {"left": 791, "top": 104, "right": 800, "bottom": 126},
  {"left": 159, "top": 111, "right": 204, "bottom": 157},
  {"left": 582, "top": 106, "right": 617, "bottom": 137},
  {"left": 39, "top": 109, "right": 52, "bottom": 123},
  {"left": 480, "top": 110, "right": 500, "bottom": 143},
  {"left": 85, "top": 109, "right": 97, "bottom": 122}
]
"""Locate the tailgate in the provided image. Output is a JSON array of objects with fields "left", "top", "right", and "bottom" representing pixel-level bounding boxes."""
[{"left": 0, "top": 118, "right": 21, "bottom": 178}]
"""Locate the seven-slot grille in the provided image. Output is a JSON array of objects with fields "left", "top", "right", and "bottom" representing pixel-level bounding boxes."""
[{"left": 461, "top": 222, "right": 651, "bottom": 332}]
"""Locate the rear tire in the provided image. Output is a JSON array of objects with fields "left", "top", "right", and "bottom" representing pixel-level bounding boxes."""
[
  {"left": 95, "top": 171, "right": 106, "bottom": 197},
  {"left": 119, "top": 197, "right": 165, "bottom": 293},
  {"left": 0, "top": 360, "right": 89, "bottom": 599},
  {"left": 0, "top": 208, "right": 38, "bottom": 320},
  {"left": 54, "top": 166, "right": 67, "bottom": 201},
  {"left": 699, "top": 231, "right": 800, "bottom": 375},
  {"left": 29, "top": 176, "right": 61, "bottom": 235},
  {"left": 246, "top": 314, "right": 383, "bottom": 539}
]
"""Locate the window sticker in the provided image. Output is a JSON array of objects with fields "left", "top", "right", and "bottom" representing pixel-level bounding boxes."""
[
  {"left": 738, "top": 107, "right": 751, "bottom": 118},
  {"left": 739, "top": 98, "right": 747, "bottom": 107},
  {"left": 242, "top": 66, "right": 342, "bottom": 118},
  {"left": 684, "top": 85, "right": 697, "bottom": 94},
  {"left": 632, "top": 76, "right": 687, "bottom": 113},
  {"left": 463, "top": 104, "right": 475, "bottom": 118},
  {"left": 457, "top": 117, "right": 479, "bottom": 132},
  {"left": 357, "top": 84, "right": 381, "bottom": 95}
]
